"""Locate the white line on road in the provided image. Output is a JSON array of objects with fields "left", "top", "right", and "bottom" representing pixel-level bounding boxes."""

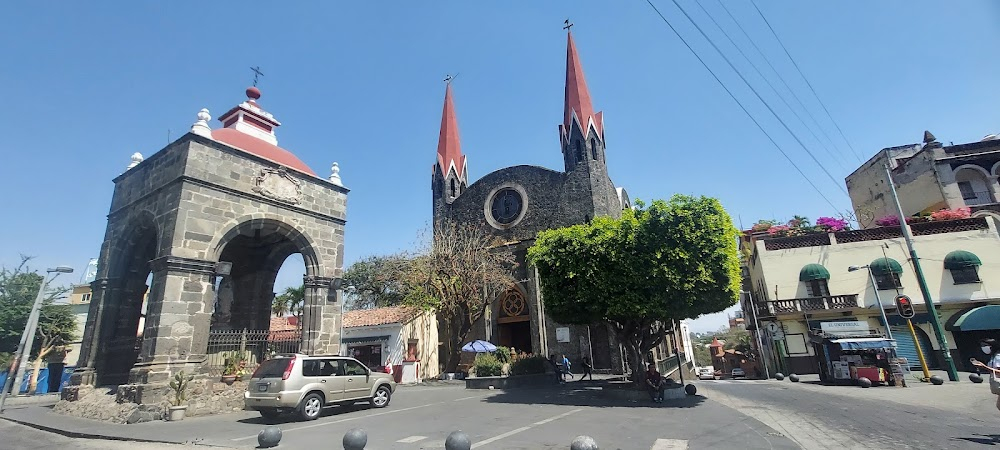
[
  {"left": 651, "top": 439, "right": 689, "bottom": 449},
  {"left": 471, "top": 409, "right": 582, "bottom": 449},
  {"left": 397, "top": 435, "right": 428, "bottom": 443},
  {"left": 232, "top": 394, "right": 489, "bottom": 442}
]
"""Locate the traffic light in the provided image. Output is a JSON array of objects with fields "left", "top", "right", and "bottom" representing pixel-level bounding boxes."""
[{"left": 895, "top": 295, "right": 915, "bottom": 319}]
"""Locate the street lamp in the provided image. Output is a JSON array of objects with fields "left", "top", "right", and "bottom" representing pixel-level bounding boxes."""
[
  {"left": 848, "top": 265, "right": 893, "bottom": 342},
  {"left": 741, "top": 290, "right": 770, "bottom": 379},
  {"left": 0, "top": 266, "right": 73, "bottom": 413}
]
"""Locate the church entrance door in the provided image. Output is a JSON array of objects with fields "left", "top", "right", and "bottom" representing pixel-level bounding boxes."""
[{"left": 497, "top": 319, "right": 532, "bottom": 354}]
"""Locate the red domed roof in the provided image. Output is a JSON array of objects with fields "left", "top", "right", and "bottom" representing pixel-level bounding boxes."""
[{"left": 211, "top": 128, "right": 316, "bottom": 176}]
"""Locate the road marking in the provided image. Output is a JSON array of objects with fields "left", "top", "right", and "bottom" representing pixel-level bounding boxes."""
[
  {"left": 471, "top": 409, "right": 582, "bottom": 448},
  {"left": 651, "top": 438, "right": 689, "bottom": 449},
  {"left": 232, "top": 394, "right": 489, "bottom": 442},
  {"left": 453, "top": 395, "right": 483, "bottom": 402},
  {"left": 397, "top": 435, "right": 427, "bottom": 443}
]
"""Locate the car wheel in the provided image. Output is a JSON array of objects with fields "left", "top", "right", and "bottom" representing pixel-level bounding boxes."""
[
  {"left": 370, "top": 385, "right": 391, "bottom": 408},
  {"left": 259, "top": 408, "right": 282, "bottom": 420},
  {"left": 299, "top": 393, "right": 324, "bottom": 421}
]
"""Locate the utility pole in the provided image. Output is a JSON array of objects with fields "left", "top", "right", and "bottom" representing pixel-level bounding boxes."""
[
  {"left": 883, "top": 164, "right": 959, "bottom": 381},
  {"left": 743, "top": 290, "right": 769, "bottom": 378}
]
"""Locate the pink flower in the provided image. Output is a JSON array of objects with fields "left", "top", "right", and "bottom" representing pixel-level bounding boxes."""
[{"left": 816, "top": 217, "right": 848, "bottom": 231}]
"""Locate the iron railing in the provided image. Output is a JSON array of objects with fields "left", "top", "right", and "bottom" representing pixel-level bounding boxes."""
[
  {"left": 205, "top": 329, "right": 300, "bottom": 377},
  {"left": 756, "top": 294, "right": 860, "bottom": 317}
]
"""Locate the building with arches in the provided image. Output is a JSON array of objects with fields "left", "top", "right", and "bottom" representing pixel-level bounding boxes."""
[
  {"left": 65, "top": 86, "right": 348, "bottom": 407},
  {"left": 847, "top": 130, "right": 1000, "bottom": 228},
  {"left": 429, "top": 30, "right": 636, "bottom": 374}
]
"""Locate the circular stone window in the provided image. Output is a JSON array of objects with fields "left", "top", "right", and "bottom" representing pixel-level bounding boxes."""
[{"left": 484, "top": 185, "right": 527, "bottom": 230}]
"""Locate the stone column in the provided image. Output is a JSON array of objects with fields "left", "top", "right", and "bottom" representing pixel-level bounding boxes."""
[
  {"left": 69, "top": 277, "right": 118, "bottom": 387},
  {"left": 128, "top": 256, "right": 216, "bottom": 385},
  {"left": 301, "top": 275, "right": 340, "bottom": 355},
  {"left": 988, "top": 175, "right": 1000, "bottom": 203}
]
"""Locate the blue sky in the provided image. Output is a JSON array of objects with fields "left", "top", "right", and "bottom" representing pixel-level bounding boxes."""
[{"left": 2, "top": 1, "right": 998, "bottom": 332}]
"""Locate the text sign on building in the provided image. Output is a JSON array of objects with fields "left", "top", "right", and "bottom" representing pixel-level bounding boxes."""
[
  {"left": 820, "top": 320, "right": 870, "bottom": 336},
  {"left": 555, "top": 327, "right": 570, "bottom": 343}
]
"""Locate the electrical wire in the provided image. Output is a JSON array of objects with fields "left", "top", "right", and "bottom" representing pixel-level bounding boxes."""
[
  {"left": 714, "top": 0, "right": 857, "bottom": 164},
  {"left": 643, "top": 0, "right": 843, "bottom": 212},
  {"left": 693, "top": 0, "right": 852, "bottom": 172},
  {"left": 664, "top": 0, "right": 850, "bottom": 198},
  {"left": 750, "top": 0, "right": 865, "bottom": 162}
]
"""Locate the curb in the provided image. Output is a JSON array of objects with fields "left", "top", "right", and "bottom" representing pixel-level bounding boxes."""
[{"left": 0, "top": 416, "right": 233, "bottom": 448}]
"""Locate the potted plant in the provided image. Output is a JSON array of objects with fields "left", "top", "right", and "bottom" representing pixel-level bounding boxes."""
[
  {"left": 221, "top": 351, "right": 247, "bottom": 385},
  {"left": 167, "top": 370, "right": 193, "bottom": 421}
]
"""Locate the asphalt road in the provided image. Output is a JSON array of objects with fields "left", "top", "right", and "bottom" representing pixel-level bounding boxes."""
[{"left": 699, "top": 378, "right": 1000, "bottom": 449}]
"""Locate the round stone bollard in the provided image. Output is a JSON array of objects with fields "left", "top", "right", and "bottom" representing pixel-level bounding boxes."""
[
  {"left": 685, "top": 383, "right": 697, "bottom": 396},
  {"left": 789, "top": 374, "right": 800, "bottom": 383},
  {"left": 929, "top": 375, "right": 944, "bottom": 385},
  {"left": 445, "top": 431, "right": 472, "bottom": 450},
  {"left": 858, "top": 377, "right": 872, "bottom": 388},
  {"left": 343, "top": 428, "right": 368, "bottom": 450},
  {"left": 257, "top": 426, "right": 282, "bottom": 448},
  {"left": 774, "top": 373, "right": 784, "bottom": 381},
  {"left": 570, "top": 435, "right": 599, "bottom": 450},
  {"left": 970, "top": 373, "right": 984, "bottom": 383}
]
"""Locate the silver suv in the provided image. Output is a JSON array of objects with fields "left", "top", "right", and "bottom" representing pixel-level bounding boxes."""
[{"left": 244, "top": 354, "right": 396, "bottom": 421}]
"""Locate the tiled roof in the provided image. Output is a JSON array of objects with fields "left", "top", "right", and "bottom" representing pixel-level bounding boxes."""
[
  {"left": 344, "top": 306, "right": 420, "bottom": 328},
  {"left": 270, "top": 316, "right": 298, "bottom": 332}
]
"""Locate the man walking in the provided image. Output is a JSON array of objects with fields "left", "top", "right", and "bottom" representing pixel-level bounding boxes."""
[
  {"left": 561, "top": 354, "right": 572, "bottom": 381},
  {"left": 971, "top": 338, "right": 1000, "bottom": 413}
]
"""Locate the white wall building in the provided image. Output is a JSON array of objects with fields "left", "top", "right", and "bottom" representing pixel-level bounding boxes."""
[
  {"left": 742, "top": 216, "right": 1000, "bottom": 376},
  {"left": 342, "top": 306, "right": 439, "bottom": 384}
]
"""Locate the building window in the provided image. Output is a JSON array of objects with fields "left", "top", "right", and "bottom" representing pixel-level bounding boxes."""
[
  {"left": 874, "top": 273, "right": 902, "bottom": 290},
  {"left": 349, "top": 344, "right": 382, "bottom": 370},
  {"left": 950, "top": 266, "right": 981, "bottom": 284},
  {"left": 82, "top": 293, "right": 92, "bottom": 303},
  {"left": 958, "top": 181, "right": 976, "bottom": 200},
  {"left": 450, "top": 179, "right": 456, "bottom": 197},
  {"left": 575, "top": 141, "right": 583, "bottom": 162},
  {"left": 590, "top": 138, "right": 598, "bottom": 160},
  {"left": 806, "top": 279, "right": 830, "bottom": 297}
]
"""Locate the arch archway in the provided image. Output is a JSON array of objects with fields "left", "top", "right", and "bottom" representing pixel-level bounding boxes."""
[{"left": 953, "top": 165, "right": 994, "bottom": 205}]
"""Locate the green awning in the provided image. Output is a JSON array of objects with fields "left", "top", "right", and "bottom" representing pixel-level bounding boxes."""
[
  {"left": 799, "top": 264, "right": 831, "bottom": 282},
  {"left": 951, "top": 305, "right": 1000, "bottom": 331},
  {"left": 944, "top": 250, "right": 981, "bottom": 269},
  {"left": 870, "top": 257, "right": 903, "bottom": 276}
]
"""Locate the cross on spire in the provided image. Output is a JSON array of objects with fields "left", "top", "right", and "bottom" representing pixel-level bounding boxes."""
[
  {"left": 443, "top": 73, "right": 460, "bottom": 84},
  {"left": 563, "top": 19, "right": 573, "bottom": 31},
  {"left": 250, "top": 66, "right": 264, "bottom": 87}
]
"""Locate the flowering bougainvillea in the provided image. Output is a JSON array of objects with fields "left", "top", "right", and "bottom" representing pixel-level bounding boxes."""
[
  {"left": 930, "top": 207, "right": 971, "bottom": 221},
  {"left": 767, "top": 225, "right": 790, "bottom": 236},
  {"left": 815, "top": 217, "right": 848, "bottom": 232}
]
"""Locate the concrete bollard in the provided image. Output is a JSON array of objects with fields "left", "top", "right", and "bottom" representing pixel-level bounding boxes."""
[
  {"left": 774, "top": 373, "right": 784, "bottom": 381},
  {"left": 343, "top": 428, "right": 368, "bottom": 450},
  {"left": 570, "top": 435, "right": 599, "bottom": 450},
  {"left": 789, "top": 374, "right": 800, "bottom": 383},
  {"left": 857, "top": 377, "right": 872, "bottom": 388},
  {"left": 684, "top": 383, "right": 697, "bottom": 396},
  {"left": 257, "top": 426, "right": 282, "bottom": 448},
  {"left": 970, "top": 373, "right": 984, "bottom": 383},
  {"left": 929, "top": 375, "right": 944, "bottom": 385},
  {"left": 445, "top": 431, "right": 472, "bottom": 450}
]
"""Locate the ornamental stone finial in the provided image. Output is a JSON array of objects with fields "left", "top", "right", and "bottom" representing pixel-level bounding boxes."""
[
  {"left": 126, "top": 152, "right": 144, "bottom": 171},
  {"left": 191, "top": 108, "right": 212, "bottom": 138},
  {"left": 329, "top": 162, "right": 343, "bottom": 186}
]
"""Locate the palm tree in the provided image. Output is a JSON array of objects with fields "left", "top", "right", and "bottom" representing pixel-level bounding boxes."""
[
  {"left": 788, "top": 215, "right": 811, "bottom": 228},
  {"left": 272, "top": 285, "right": 304, "bottom": 318}
]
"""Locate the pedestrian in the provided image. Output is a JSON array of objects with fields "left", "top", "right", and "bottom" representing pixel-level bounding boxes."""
[
  {"left": 970, "top": 338, "right": 1000, "bottom": 413},
  {"left": 645, "top": 363, "right": 665, "bottom": 403},
  {"left": 549, "top": 354, "right": 563, "bottom": 384},
  {"left": 561, "top": 354, "right": 572, "bottom": 381},
  {"left": 579, "top": 356, "right": 593, "bottom": 381}
]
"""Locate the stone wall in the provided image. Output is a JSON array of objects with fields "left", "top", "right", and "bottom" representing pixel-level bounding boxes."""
[{"left": 56, "top": 378, "right": 249, "bottom": 424}]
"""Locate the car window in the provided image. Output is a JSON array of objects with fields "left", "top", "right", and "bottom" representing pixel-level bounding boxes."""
[
  {"left": 343, "top": 360, "right": 368, "bottom": 376},
  {"left": 320, "top": 359, "right": 342, "bottom": 376},
  {"left": 302, "top": 359, "right": 323, "bottom": 377},
  {"left": 253, "top": 358, "right": 291, "bottom": 379}
]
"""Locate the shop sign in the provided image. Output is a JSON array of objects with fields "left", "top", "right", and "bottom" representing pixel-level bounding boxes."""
[{"left": 820, "top": 320, "right": 869, "bottom": 336}]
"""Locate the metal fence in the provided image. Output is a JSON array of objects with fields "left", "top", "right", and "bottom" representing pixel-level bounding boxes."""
[{"left": 205, "top": 329, "right": 300, "bottom": 376}]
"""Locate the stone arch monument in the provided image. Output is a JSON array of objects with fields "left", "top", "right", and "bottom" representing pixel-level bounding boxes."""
[{"left": 68, "top": 86, "right": 348, "bottom": 404}]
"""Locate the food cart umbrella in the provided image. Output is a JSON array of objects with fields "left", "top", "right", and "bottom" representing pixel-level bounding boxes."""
[{"left": 461, "top": 340, "right": 497, "bottom": 353}]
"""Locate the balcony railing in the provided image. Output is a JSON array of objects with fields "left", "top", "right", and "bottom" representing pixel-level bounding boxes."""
[{"left": 756, "top": 294, "right": 860, "bottom": 317}]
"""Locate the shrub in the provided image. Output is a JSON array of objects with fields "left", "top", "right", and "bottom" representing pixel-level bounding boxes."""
[
  {"left": 494, "top": 346, "right": 512, "bottom": 364},
  {"left": 815, "top": 217, "right": 849, "bottom": 232},
  {"left": 510, "top": 355, "right": 548, "bottom": 376},
  {"left": 930, "top": 207, "right": 971, "bottom": 221},
  {"left": 473, "top": 353, "right": 502, "bottom": 377}
]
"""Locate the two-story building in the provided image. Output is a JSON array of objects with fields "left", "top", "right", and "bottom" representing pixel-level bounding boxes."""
[{"left": 742, "top": 217, "right": 1000, "bottom": 377}]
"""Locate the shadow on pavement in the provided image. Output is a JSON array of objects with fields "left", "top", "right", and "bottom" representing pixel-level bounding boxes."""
[
  {"left": 237, "top": 402, "right": 373, "bottom": 425},
  {"left": 953, "top": 434, "right": 1000, "bottom": 445},
  {"left": 481, "top": 383, "right": 707, "bottom": 409}
]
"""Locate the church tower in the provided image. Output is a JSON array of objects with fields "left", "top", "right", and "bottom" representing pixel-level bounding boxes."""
[
  {"left": 559, "top": 30, "right": 621, "bottom": 218},
  {"left": 432, "top": 83, "right": 469, "bottom": 229}
]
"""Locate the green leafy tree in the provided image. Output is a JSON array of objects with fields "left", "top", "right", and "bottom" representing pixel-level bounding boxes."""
[
  {"left": 272, "top": 285, "right": 304, "bottom": 318},
  {"left": 402, "top": 224, "right": 517, "bottom": 373},
  {"left": 342, "top": 254, "right": 413, "bottom": 311},
  {"left": 528, "top": 195, "right": 741, "bottom": 387},
  {"left": 0, "top": 256, "right": 76, "bottom": 393}
]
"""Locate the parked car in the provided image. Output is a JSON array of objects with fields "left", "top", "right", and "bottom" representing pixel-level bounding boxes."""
[
  {"left": 244, "top": 353, "right": 397, "bottom": 421},
  {"left": 697, "top": 367, "right": 716, "bottom": 380},
  {"left": 731, "top": 368, "right": 746, "bottom": 378}
]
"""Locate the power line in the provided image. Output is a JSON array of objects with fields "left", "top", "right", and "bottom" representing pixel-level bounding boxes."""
[
  {"left": 661, "top": 0, "right": 850, "bottom": 198},
  {"left": 750, "top": 0, "right": 864, "bottom": 162},
  {"left": 714, "top": 0, "right": 858, "bottom": 164},
  {"left": 692, "top": 0, "right": 851, "bottom": 172},
  {"left": 642, "top": 0, "right": 843, "bottom": 213}
]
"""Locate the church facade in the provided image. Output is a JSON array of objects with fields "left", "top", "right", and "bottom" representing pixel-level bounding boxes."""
[{"left": 431, "top": 31, "right": 631, "bottom": 373}]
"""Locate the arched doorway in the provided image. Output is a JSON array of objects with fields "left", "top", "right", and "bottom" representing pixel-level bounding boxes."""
[
  {"left": 206, "top": 219, "right": 321, "bottom": 375},
  {"left": 496, "top": 288, "right": 532, "bottom": 353},
  {"left": 95, "top": 215, "right": 159, "bottom": 386}
]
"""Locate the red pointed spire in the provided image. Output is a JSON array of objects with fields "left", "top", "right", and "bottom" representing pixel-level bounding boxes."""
[
  {"left": 563, "top": 31, "right": 602, "bottom": 139},
  {"left": 436, "top": 84, "right": 466, "bottom": 179}
]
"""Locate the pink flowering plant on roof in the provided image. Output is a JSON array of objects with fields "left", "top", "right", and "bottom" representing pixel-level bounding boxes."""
[
  {"left": 930, "top": 207, "right": 971, "bottom": 221},
  {"left": 815, "top": 217, "right": 848, "bottom": 232}
]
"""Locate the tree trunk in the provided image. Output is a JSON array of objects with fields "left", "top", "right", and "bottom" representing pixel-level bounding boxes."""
[{"left": 27, "top": 356, "right": 43, "bottom": 395}]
